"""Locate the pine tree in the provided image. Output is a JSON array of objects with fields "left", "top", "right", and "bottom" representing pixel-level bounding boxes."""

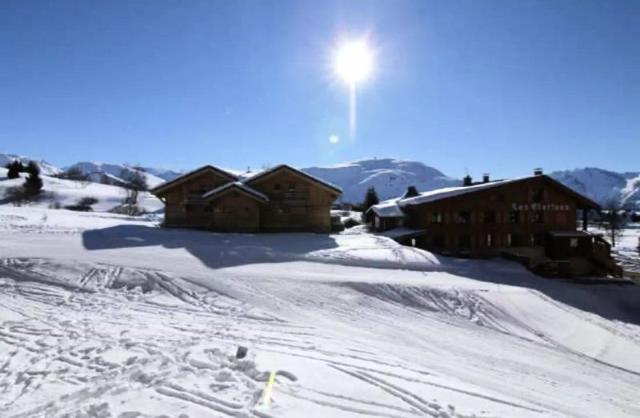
[
  {"left": 363, "top": 187, "right": 380, "bottom": 212},
  {"left": 23, "top": 161, "right": 43, "bottom": 197},
  {"left": 6, "top": 161, "right": 21, "bottom": 179}
]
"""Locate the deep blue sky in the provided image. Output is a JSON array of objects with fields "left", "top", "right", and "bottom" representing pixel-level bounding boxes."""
[{"left": 1, "top": 0, "right": 638, "bottom": 177}]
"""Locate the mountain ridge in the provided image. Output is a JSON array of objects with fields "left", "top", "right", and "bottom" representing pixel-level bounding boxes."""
[{"left": 2, "top": 153, "right": 638, "bottom": 209}]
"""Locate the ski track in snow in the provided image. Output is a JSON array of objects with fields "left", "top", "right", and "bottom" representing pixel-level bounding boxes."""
[{"left": 1, "top": 208, "right": 640, "bottom": 417}]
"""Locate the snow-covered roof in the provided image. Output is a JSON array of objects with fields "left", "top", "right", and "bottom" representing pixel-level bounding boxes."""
[
  {"left": 202, "top": 181, "right": 269, "bottom": 202},
  {"left": 369, "top": 198, "right": 406, "bottom": 218},
  {"left": 244, "top": 164, "right": 342, "bottom": 194},
  {"left": 150, "top": 165, "right": 238, "bottom": 194},
  {"left": 368, "top": 174, "right": 603, "bottom": 218},
  {"left": 398, "top": 178, "right": 524, "bottom": 207}
]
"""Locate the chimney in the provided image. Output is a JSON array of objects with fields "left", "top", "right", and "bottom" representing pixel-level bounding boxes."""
[
  {"left": 533, "top": 168, "right": 543, "bottom": 176},
  {"left": 463, "top": 175, "right": 473, "bottom": 186},
  {"left": 482, "top": 173, "right": 490, "bottom": 183},
  {"left": 404, "top": 185, "right": 419, "bottom": 198}
]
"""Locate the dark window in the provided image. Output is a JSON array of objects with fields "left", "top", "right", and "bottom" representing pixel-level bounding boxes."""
[
  {"left": 274, "top": 184, "right": 281, "bottom": 191},
  {"left": 288, "top": 182, "right": 296, "bottom": 191},
  {"left": 483, "top": 211, "right": 496, "bottom": 224},
  {"left": 457, "top": 211, "right": 471, "bottom": 224},
  {"left": 508, "top": 211, "right": 520, "bottom": 224},
  {"left": 531, "top": 211, "right": 544, "bottom": 224},
  {"left": 205, "top": 205, "right": 213, "bottom": 213},
  {"left": 431, "top": 212, "right": 443, "bottom": 224},
  {"left": 532, "top": 188, "right": 544, "bottom": 203},
  {"left": 511, "top": 234, "right": 524, "bottom": 247}
]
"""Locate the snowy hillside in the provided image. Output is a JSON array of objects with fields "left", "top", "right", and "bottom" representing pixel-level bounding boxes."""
[
  {"left": 139, "top": 166, "right": 183, "bottom": 182},
  {"left": 0, "top": 167, "right": 163, "bottom": 213},
  {"left": 550, "top": 167, "right": 640, "bottom": 209},
  {"left": 303, "top": 158, "right": 460, "bottom": 203},
  {"left": 1, "top": 205, "right": 639, "bottom": 417},
  {"left": 0, "top": 152, "right": 62, "bottom": 176},
  {"left": 66, "top": 161, "right": 168, "bottom": 189}
]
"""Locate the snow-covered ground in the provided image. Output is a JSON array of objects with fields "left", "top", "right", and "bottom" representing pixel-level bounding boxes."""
[
  {"left": 1, "top": 205, "right": 640, "bottom": 417},
  {"left": 0, "top": 167, "right": 163, "bottom": 213},
  {"left": 606, "top": 223, "right": 640, "bottom": 274}
]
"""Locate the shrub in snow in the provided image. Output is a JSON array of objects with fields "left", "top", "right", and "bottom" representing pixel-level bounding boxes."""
[
  {"left": 5, "top": 160, "right": 24, "bottom": 179},
  {"left": 48, "top": 200, "right": 62, "bottom": 210},
  {"left": 23, "top": 161, "right": 43, "bottom": 197},
  {"left": 110, "top": 203, "right": 147, "bottom": 216},
  {"left": 65, "top": 196, "right": 99, "bottom": 212},
  {"left": 343, "top": 218, "right": 361, "bottom": 229},
  {"left": 57, "top": 167, "right": 89, "bottom": 182}
]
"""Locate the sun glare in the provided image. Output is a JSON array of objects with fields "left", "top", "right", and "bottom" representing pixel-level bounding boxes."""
[{"left": 334, "top": 40, "right": 373, "bottom": 84}]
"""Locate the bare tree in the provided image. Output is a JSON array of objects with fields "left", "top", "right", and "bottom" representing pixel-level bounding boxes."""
[
  {"left": 120, "top": 169, "right": 148, "bottom": 215},
  {"left": 601, "top": 199, "right": 626, "bottom": 247}
]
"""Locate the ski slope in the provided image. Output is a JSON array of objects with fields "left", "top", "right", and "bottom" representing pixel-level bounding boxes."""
[{"left": 1, "top": 206, "right": 639, "bottom": 417}]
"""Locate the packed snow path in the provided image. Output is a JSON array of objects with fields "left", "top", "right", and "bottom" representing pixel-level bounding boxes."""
[{"left": 1, "top": 207, "right": 640, "bottom": 417}]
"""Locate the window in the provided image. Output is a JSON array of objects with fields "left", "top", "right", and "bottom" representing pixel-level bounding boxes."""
[
  {"left": 486, "top": 233, "right": 493, "bottom": 247},
  {"left": 274, "top": 183, "right": 281, "bottom": 191},
  {"left": 431, "top": 212, "right": 443, "bottom": 224},
  {"left": 508, "top": 211, "right": 520, "bottom": 224},
  {"left": 205, "top": 205, "right": 213, "bottom": 213},
  {"left": 531, "top": 188, "right": 544, "bottom": 203},
  {"left": 483, "top": 211, "right": 496, "bottom": 224},
  {"left": 457, "top": 211, "right": 470, "bottom": 224},
  {"left": 570, "top": 238, "right": 579, "bottom": 248},
  {"left": 506, "top": 233, "right": 512, "bottom": 247},
  {"left": 531, "top": 211, "right": 544, "bottom": 224},
  {"left": 288, "top": 182, "right": 296, "bottom": 191}
]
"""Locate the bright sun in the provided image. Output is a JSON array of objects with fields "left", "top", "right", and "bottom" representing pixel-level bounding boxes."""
[{"left": 334, "top": 40, "right": 373, "bottom": 84}]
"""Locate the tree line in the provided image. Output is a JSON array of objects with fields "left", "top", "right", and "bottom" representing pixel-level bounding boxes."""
[{"left": 4, "top": 160, "right": 43, "bottom": 201}]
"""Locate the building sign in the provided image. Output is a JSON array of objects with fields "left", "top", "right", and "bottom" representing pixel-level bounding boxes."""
[{"left": 512, "top": 203, "right": 570, "bottom": 211}]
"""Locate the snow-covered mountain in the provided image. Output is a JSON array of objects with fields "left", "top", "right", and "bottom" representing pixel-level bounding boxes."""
[
  {"left": 65, "top": 161, "right": 168, "bottom": 189},
  {"left": 550, "top": 168, "right": 640, "bottom": 209},
  {"left": 0, "top": 153, "right": 62, "bottom": 176},
  {"left": 139, "top": 166, "right": 183, "bottom": 182},
  {"left": 303, "top": 158, "right": 460, "bottom": 203}
]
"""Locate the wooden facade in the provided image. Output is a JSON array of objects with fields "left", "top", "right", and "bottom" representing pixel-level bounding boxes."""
[
  {"left": 369, "top": 174, "right": 601, "bottom": 257},
  {"left": 151, "top": 165, "right": 341, "bottom": 233}
]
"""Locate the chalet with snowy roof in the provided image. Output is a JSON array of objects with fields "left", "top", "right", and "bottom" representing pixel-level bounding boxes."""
[
  {"left": 366, "top": 170, "right": 622, "bottom": 277},
  {"left": 150, "top": 164, "right": 341, "bottom": 232}
]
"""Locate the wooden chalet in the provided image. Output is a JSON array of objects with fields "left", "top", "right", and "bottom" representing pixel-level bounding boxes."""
[
  {"left": 367, "top": 170, "right": 622, "bottom": 277},
  {"left": 151, "top": 164, "right": 341, "bottom": 233}
]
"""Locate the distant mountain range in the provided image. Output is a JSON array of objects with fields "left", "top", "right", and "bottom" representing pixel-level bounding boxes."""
[
  {"left": 2, "top": 152, "right": 638, "bottom": 209},
  {"left": 302, "top": 158, "right": 460, "bottom": 203}
]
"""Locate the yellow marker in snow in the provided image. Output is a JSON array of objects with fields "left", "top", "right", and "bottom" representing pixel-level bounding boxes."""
[{"left": 262, "top": 371, "right": 276, "bottom": 407}]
